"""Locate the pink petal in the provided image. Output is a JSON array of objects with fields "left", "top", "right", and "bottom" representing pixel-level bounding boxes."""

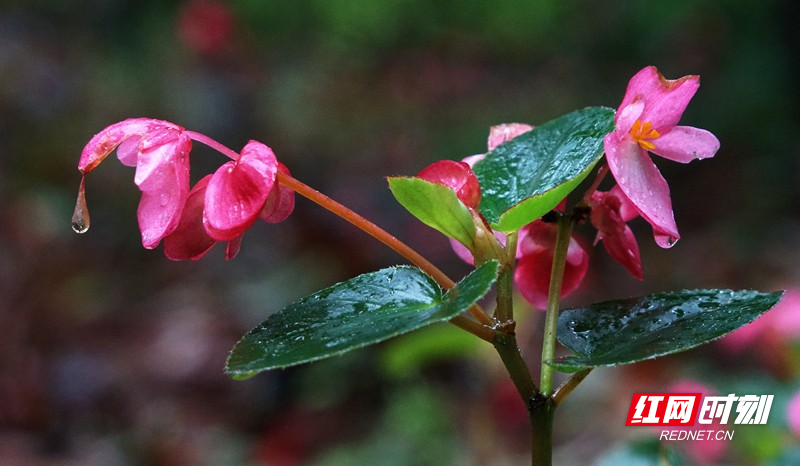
[
  {"left": 417, "top": 160, "right": 481, "bottom": 209},
  {"left": 615, "top": 98, "right": 645, "bottom": 134},
  {"left": 204, "top": 140, "right": 278, "bottom": 241},
  {"left": 604, "top": 132, "right": 680, "bottom": 248},
  {"left": 134, "top": 129, "right": 192, "bottom": 191},
  {"left": 116, "top": 137, "right": 141, "bottom": 167},
  {"left": 609, "top": 185, "right": 639, "bottom": 222},
  {"left": 79, "top": 118, "right": 154, "bottom": 173},
  {"left": 163, "top": 176, "right": 217, "bottom": 261},
  {"left": 590, "top": 189, "right": 643, "bottom": 279},
  {"left": 136, "top": 159, "right": 191, "bottom": 249},
  {"left": 487, "top": 123, "right": 534, "bottom": 151},
  {"left": 514, "top": 222, "right": 589, "bottom": 309},
  {"left": 619, "top": 66, "right": 700, "bottom": 133},
  {"left": 260, "top": 162, "right": 295, "bottom": 223},
  {"left": 651, "top": 126, "right": 720, "bottom": 163},
  {"left": 514, "top": 252, "right": 553, "bottom": 309},
  {"left": 131, "top": 130, "right": 191, "bottom": 248}
]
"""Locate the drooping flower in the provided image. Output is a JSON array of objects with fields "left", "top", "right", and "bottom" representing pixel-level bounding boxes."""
[
  {"left": 604, "top": 66, "right": 720, "bottom": 248},
  {"left": 590, "top": 185, "right": 643, "bottom": 280},
  {"left": 163, "top": 141, "right": 295, "bottom": 261},
  {"left": 78, "top": 118, "right": 191, "bottom": 248},
  {"left": 77, "top": 119, "right": 295, "bottom": 260},
  {"left": 514, "top": 220, "right": 590, "bottom": 310}
]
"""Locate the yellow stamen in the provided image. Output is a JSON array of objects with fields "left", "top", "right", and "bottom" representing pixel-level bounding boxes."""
[{"left": 630, "top": 119, "right": 660, "bottom": 151}]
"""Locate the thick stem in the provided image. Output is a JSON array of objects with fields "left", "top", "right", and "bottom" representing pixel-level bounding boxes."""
[
  {"left": 530, "top": 395, "right": 556, "bottom": 466},
  {"left": 494, "top": 231, "right": 518, "bottom": 323},
  {"left": 539, "top": 215, "right": 573, "bottom": 396},
  {"left": 494, "top": 268, "right": 515, "bottom": 324},
  {"left": 493, "top": 332, "right": 537, "bottom": 402}
]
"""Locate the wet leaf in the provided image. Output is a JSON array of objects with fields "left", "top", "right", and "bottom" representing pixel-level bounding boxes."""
[
  {"left": 225, "top": 260, "right": 499, "bottom": 378},
  {"left": 474, "top": 106, "right": 615, "bottom": 231},
  {"left": 549, "top": 289, "right": 783, "bottom": 372},
  {"left": 388, "top": 176, "right": 476, "bottom": 248}
]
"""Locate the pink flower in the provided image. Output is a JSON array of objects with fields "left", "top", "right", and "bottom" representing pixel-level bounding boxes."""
[
  {"left": 788, "top": 390, "right": 800, "bottom": 438},
  {"left": 78, "top": 119, "right": 294, "bottom": 260},
  {"left": 514, "top": 220, "right": 590, "bottom": 309},
  {"left": 417, "top": 160, "right": 481, "bottom": 209},
  {"left": 590, "top": 186, "right": 643, "bottom": 280},
  {"left": 163, "top": 141, "right": 295, "bottom": 261},
  {"left": 604, "top": 66, "right": 720, "bottom": 248},
  {"left": 79, "top": 118, "right": 191, "bottom": 249}
]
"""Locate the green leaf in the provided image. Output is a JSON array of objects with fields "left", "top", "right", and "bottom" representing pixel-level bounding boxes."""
[
  {"left": 388, "top": 177, "right": 476, "bottom": 248},
  {"left": 549, "top": 289, "right": 783, "bottom": 372},
  {"left": 225, "top": 260, "right": 499, "bottom": 379},
  {"left": 474, "top": 106, "right": 615, "bottom": 231}
]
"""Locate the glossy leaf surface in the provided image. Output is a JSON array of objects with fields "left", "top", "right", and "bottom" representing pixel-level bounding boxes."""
[
  {"left": 388, "top": 176, "right": 476, "bottom": 248},
  {"left": 550, "top": 289, "right": 783, "bottom": 372},
  {"left": 474, "top": 106, "right": 615, "bottom": 231},
  {"left": 226, "top": 260, "right": 499, "bottom": 378}
]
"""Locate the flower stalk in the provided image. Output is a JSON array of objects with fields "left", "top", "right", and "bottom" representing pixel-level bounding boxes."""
[{"left": 540, "top": 214, "right": 573, "bottom": 395}]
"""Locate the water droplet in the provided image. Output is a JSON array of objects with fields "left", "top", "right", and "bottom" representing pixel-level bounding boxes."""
[
  {"left": 159, "top": 191, "right": 170, "bottom": 207},
  {"left": 71, "top": 177, "right": 91, "bottom": 234}
]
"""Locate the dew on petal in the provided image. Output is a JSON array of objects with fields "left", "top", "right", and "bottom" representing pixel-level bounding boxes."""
[{"left": 72, "top": 177, "right": 91, "bottom": 234}]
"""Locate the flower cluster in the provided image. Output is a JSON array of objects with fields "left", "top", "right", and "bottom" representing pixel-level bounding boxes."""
[
  {"left": 75, "top": 118, "right": 294, "bottom": 260},
  {"left": 415, "top": 66, "right": 718, "bottom": 309}
]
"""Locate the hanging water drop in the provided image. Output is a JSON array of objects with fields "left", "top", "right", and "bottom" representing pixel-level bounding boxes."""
[{"left": 72, "top": 177, "right": 91, "bottom": 234}]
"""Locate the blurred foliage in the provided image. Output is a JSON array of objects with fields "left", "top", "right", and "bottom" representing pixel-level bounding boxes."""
[{"left": 1, "top": 0, "right": 799, "bottom": 464}]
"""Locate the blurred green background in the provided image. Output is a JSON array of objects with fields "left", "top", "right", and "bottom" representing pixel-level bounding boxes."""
[{"left": 1, "top": 0, "right": 798, "bottom": 464}]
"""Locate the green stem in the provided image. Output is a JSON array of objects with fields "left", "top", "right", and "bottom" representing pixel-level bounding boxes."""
[
  {"left": 495, "top": 269, "right": 515, "bottom": 324},
  {"left": 494, "top": 231, "right": 518, "bottom": 323},
  {"left": 530, "top": 395, "right": 556, "bottom": 465},
  {"left": 539, "top": 215, "right": 573, "bottom": 396},
  {"left": 493, "top": 331, "right": 537, "bottom": 402}
]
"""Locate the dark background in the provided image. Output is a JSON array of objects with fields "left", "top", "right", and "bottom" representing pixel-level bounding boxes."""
[{"left": 1, "top": 0, "right": 798, "bottom": 464}]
